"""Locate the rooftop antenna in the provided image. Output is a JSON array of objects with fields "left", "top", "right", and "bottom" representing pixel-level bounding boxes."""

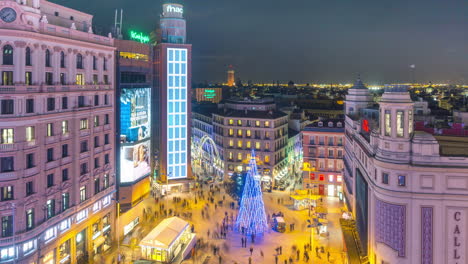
[{"left": 114, "top": 9, "right": 124, "bottom": 39}]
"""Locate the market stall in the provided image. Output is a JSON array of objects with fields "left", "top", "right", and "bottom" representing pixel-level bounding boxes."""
[{"left": 140, "top": 217, "right": 196, "bottom": 263}]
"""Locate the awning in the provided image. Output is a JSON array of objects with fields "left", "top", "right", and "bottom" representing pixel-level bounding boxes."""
[
  {"left": 94, "top": 236, "right": 105, "bottom": 248},
  {"left": 140, "top": 217, "right": 189, "bottom": 250}
]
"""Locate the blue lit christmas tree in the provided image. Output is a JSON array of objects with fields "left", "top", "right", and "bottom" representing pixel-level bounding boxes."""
[{"left": 235, "top": 149, "right": 269, "bottom": 235}]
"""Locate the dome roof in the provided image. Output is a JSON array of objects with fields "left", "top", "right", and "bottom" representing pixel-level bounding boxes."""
[{"left": 351, "top": 76, "right": 368, "bottom": 90}]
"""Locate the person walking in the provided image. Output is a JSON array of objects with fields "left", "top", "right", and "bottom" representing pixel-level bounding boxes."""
[
  {"left": 218, "top": 255, "right": 222, "bottom": 264},
  {"left": 275, "top": 255, "right": 278, "bottom": 264},
  {"left": 327, "top": 251, "right": 331, "bottom": 262},
  {"left": 248, "top": 257, "right": 252, "bottom": 264},
  {"left": 279, "top": 246, "right": 282, "bottom": 255},
  {"left": 250, "top": 246, "right": 254, "bottom": 256}
]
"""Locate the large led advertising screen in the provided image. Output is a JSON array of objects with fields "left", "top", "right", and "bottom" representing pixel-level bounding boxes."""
[{"left": 120, "top": 88, "right": 151, "bottom": 183}]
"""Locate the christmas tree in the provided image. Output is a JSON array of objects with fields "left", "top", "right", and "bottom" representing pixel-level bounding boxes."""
[{"left": 235, "top": 149, "right": 269, "bottom": 235}]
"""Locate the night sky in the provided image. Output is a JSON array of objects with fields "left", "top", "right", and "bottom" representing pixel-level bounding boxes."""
[{"left": 52, "top": 0, "right": 468, "bottom": 84}]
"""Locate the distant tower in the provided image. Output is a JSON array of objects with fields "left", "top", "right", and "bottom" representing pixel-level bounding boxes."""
[
  {"left": 154, "top": 0, "right": 192, "bottom": 181},
  {"left": 227, "top": 65, "right": 235, "bottom": 86}
]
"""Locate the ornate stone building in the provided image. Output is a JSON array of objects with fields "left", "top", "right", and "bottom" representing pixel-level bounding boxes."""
[
  {"left": 344, "top": 80, "right": 468, "bottom": 263},
  {"left": 0, "top": 1, "right": 116, "bottom": 263}
]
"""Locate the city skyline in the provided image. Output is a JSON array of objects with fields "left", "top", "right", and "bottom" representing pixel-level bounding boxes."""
[{"left": 51, "top": 0, "right": 468, "bottom": 84}]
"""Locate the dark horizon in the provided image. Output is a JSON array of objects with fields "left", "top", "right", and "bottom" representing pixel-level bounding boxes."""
[{"left": 52, "top": 0, "right": 468, "bottom": 84}]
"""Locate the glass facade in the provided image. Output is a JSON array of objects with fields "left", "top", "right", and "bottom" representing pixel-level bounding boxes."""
[{"left": 167, "top": 48, "right": 188, "bottom": 179}]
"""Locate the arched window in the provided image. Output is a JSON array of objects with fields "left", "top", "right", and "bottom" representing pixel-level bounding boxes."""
[
  {"left": 60, "top": 51, "right": 65, "bottom": 68},
  {"left": 45, "top": 49, "right": 51, "bottom": 67},
  {"left": 92, "top": 56, "right": 96, "bottom": 70},
  {"left": 2, "top": 45, "right": 13, "bottom": 65},
  {"left": 25, "top": 47, "right": 31, "bottom": 66},
  {"left": 76, "top": 53, "right": 83, "bottom": 69}
]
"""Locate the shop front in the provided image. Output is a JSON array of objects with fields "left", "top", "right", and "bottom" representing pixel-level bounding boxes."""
[
  {"left": 58, "top": 239, "right": 71, "bottom": 264},
  {"left": 42, "top": 250, "right": 55, "bottom": 264}
]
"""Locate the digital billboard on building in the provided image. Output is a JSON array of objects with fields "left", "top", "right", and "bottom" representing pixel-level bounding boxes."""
[{"left": 120, "top": 87, "right": 151, "bottom": 183}]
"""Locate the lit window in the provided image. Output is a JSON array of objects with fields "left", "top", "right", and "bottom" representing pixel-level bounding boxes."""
[
  {"left": 337, "top": 175, "right": 343, "bottom": 182},
  {"left": 229, "top": 119, "right": 233, "bottom": 125},
  {"left": 246, "top": 130, "right": 251, "bottom": 137},
  {"left": 255, "top": 121, "right": 260, "bottom": 127},
  {"left": 264, "top": 121, "right": 270, "bottom": 127},
  {"left": 237, "top": 130, "right": 242, "bottom": 136},
  {"left": 265, "top": 155, "right": 270, "bottom": 163},
  {"left": 397, "top": 110, "right": 404, "bottom": 137},
  {"left": 102, "top": 195, "right": 111, "bottom": 207},
  {"left": 237, "top": 140, "right": 242, "bottom": 148},
  {"left": 408, "top": 110, "right": 413, "bottom": 134},
  {"left": 59, "top": 219, "right": 70, "bottom": 232},
  {"left": 228, "top": 152, "right": 233, "bottom": 160},
  {"left": 44, "top": 227, "right": 56, "bottom": 242},
  {"left": 61, "top": 121, "right": 68, "bottom": 135},
  {"left": 398, "top": 175, "right": 406, "bottom": 186},
  {"left": 385, "top": 110, "right": 391, "bottom": 136},
  {"left": 237, "top": 120, "right": 242, "bottom": 126},
  {"left": 328, "top": 175, "right": 334, "bottom": 182},
  {"left": 76, "top": 209, "right": 88, "bottom": 223},
  {"left": 76, "top": 74, "right": 84, "bottom": 85},
  {"left": 228, "top": 129, "right": 233, "bottom": 136},
  {"left": 237, "top": 153, "right": 242, "bottom": 161},
  {"left": 23, "top": 240, "right": 35, "bottom": 253},
  {"left": 319, "top": 174, "right": 324, "bottom": 181},
  {"left": 80, "top": 119, "right": 88, "bottom": 130},
  {"left": 80, "top": 186, "right": 86, "bottom": 202},
  {"left": 246, "top": 141, "right": 251, "bottom": 148},
  {"left": 255, "top": 142, "right": 260, "bottom": 149},
  {"left": 229, "top": 140, "right": 234, "bottom": 147},
  {"left": 0, "top": 128, "right": 13, "bottom": 144},
  {"left": 46, "top": 123, "right": 53, "bottom": 137}
]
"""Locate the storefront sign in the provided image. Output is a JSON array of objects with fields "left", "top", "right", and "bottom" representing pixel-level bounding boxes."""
[
  {"left": 166, "top": 5, "right": 183, "bottom": 14},
  {"left": 449, "top": 209, "right": 465, "bottom": 263},
  {"left": 129, "top": 31, "right": 150, "bottom": 44}
]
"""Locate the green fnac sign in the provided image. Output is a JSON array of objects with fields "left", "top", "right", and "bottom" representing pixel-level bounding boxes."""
[
  {"left": 204, "top": 89, "right": 216, "bottom": 99},
  {"left": 129, "top": 30, "right": 150, "bottom": 43}
]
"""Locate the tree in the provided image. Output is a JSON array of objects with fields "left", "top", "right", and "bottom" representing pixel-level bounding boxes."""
[{"left": 235, "top": 150, "right": 269, "bottom": 235}]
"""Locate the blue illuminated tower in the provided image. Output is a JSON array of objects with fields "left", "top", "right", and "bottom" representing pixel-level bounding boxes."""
[{"left": 235, "top": 150, "right": 269, "bottom": 235}]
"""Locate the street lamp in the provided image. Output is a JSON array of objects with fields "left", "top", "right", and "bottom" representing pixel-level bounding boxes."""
[{"left": 306, "top": 219, "right": 314, "bottom": 256}]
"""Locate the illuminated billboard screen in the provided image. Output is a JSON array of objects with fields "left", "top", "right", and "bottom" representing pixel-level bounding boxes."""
[{"left": 120, "top": 88, "right": 151, "bottom": 183}]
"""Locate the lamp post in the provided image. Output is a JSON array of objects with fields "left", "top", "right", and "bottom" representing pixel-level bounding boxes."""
[{"left": 307, "top": 219, "right": 314, "bottom": 260}]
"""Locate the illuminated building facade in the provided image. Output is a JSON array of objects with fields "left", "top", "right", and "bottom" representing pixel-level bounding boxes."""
[
  {"left": 0, "top": 1, "right": 116, "bottom": 263},
  {"left": 114, "top": 39, "right": 153, "bottom": 238},
  {"left": 195, "top": 87, "right": 223, "bottom": 103},
  {"left": 344, "top": 81, "right": 468, "bottom": 263},
  {"left": 302, "top": 119, "right": 344, "bottom": 197},
  {"left": 211, "top": 98, "right": 289, "bottom": 189},
  {"left": 154, "top": 1, "right": 192, "bottom": 183},
  {"left": 227, "top": 68, "right": 235, "bottom": 87}
]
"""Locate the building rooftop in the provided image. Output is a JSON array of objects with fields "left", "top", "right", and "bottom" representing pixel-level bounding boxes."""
[
  {"left": 216, "top": 109, "right": 287, "bottom": 119},
  {"left": 434, "top": 136, "right": 468, "bottom": 157},
  {"left": 303, "top": 119, "right": 345, "bottom": 132}
]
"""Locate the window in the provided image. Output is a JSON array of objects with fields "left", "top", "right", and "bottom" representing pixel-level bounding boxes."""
[
  {"left": 47, "top": 174, "right": 54, "bottom": 188},
  {"left": 80, "top": 163, "right": 87, "bottom": 175},
  {"left": 26, "top": 209, "right": 34, "bottom": 230},
  {"left": 76, "top": 74, "right": 84, "bottom": 85},
  {"left": 328, "top": 137, "right": 334, "bottom": 145},
  {"left": 94, "top": 178, "right": 100, "bottom": 194},
  {"left": 255, "top": 121, "right": 260, "bottom": 127},
  {"left": 60, "top": 73, "right": 66, "bottom": 85},
  {"left": 237, "top": 140, "right": 242, "bottom": 148},
  {"left": 2, "top": 45, "right": 13, "bottom": 65},
  {"left": 1, "top": 99, "right": 14, "bottom": 114},
  {"left": 80, "top": 186, "right": 86, "bottom": 202},
  {"left": 46, "top": 199, "right": 55, "bottom": 219},
  {"left": 60, "top": 51, "right": 65, "bottom": 68},
  {"left": 26, "top": 153, "right": 34, "bottom": 168},
  {"left": 246, "top": 130, "right": 251, "bottom": 137},
  {"left": 329, "top": 175, "right": 334, "bottom": 182},
  {"left": 246, "top": 141, "right": 251, "bottom": 148},
  {"left": 62, "top": 193, "right": 69, "bottom": 211},
  {"left": 237, "top": 153, "right": 242, "bottom": 161},
  {"left": 80, "top": 141, "right": 88, "bottom": 153},
  {"left": 397, "top": 110, "right": 404, "bottom": 137},
  {"left": 385, "top": 110, "right": 391, "bottom": 136},
  {"left": 93, "top": 74, "right": 98, "bottom": 85},
  {"left": 337, "top": 137, "right": 343, "bottom": 146},
  {"left": 47, "top": 148, "right": 54, "bottom": 162},
  {"left": 104, "top": 114, "right": 110, "bottom": 124},
  {"left": 398, "top": 175, "right": 406, "bottom": 186},
  {"left": 60, "top": 144, "right": 69, "bottom": 159},
  {"left": 93, "top": 56, "right": 97, "bottom": 70},
  {"left": 25, "top": 71, "right": 32, "bottom": 85},
  {"left": 62, "top": 169, "right": 69, "bottom": 181},
  {"left": 47, "top": 98, "right": 55, "bottom": 111},
  {"left": 104, "top": 154, "right": 109, "bottom": 164},
  {"left": 62, "top": 97, "right": 68, "bottom": 109},
  {"left": 23, "top": 240, "right": 35, "bottom": 254},
  {"left": 104, "top": 134, "right": 109, "bottom": 144},
  {"left": 26, "top": 181, "right": 33, "bottom": 196},
  {"left": 264, "top": 121, "right": 270, "bottom": 127},
  {"left": 94, "top": 157, "right": 99, "bottom": 168},
  {"left": 382, "top": 173, "right": 389, "bottom": 184},
  {"left": 24, "top": 127, "right": 34, "bottom": 143},
  {"left": 1, "top": 128, "right": 13, "bottom": 144},
  {"left": 45, "top": 49, "right": 51, "bottom": 67},
  {"left": 228, "top": 129, "right": 233, "bottom": 136},
  {"left": 228, "top": 119, "right": 234, "bottom": 125},
  {"left": 0, "top": 157, "right": 13, "bottom": 172},
  {"left": 104, "top": 75, "right": 109, "bottom": 84},
  {"left": 337, "top": 175, "right": 343, "bottom": 182},
  {"left": 237, "top": 129, "right": 242, "bottom": 137},
  {"left": 76, "top": 54, "right": 83, "bottom": 69},
  {"left": 45, "top": 72, "right": 53, "bottom": 85},
  {"left": 1, "top": 71, "right": 13, "bottom": 85},
  {"left": 103, "top": 174, "right": 109, "bottom": 189},
  {"left": 93, "top": 137, "right": 99, "bottom": 148},
  {"left": 328, "top": 149, "right": 334, "bottom": 158},
  {"left": 78, "top": 96, "right": 85, "bottom": 107},
  {"left": 319, "top": 136, "right": 324, "bottom": 145},
  {"left": 255, "top": 142, "right": 260, "bottom": 149},
  {"left": 103, "top": 57, "right": 107, "bottom": 71},
  {"left": 25, "top": 47, "right": 31, "bottom": 66},
  {"left": 1, "top": 186, "right": 13, "bottom": 201},
  {"left": 47, "top": 123, "right": 53, "bottom": 136},
  {"left": 229, "top": 139, "right": 234, "bottom": 147},
  {"left": 1, "top": 216, "right": 13, "bottom": 237},
  {"left": 337, "top": 149, "right": 343, "bottom": 158},
  {"left": 61, "top": 120, "right": 68, "bottom": 135},
  {"left": 26, "top": 99, "right": 34, "bottom": 113},
  {"left": 104, "top": 94, "right": 109, "bottom": 105},
  {"left": 409, "top": 110, "right": 413, "bottom": 134},
  {"left": 94, "top": 116, "right": 99, "bottom": 127},
  {"left": 80, "top": 119, "right": 88, "bottom": 130},
  {"left": 265, "top": 155, "right": 270, "bottom": 163}
]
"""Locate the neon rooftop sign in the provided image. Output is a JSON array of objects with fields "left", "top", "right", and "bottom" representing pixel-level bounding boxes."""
[{"left": 129, "top": 31, "right": 150, "bottom": 44}]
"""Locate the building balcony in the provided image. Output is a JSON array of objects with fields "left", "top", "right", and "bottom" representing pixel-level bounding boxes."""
[
  {"left": 24, "top": 140, "right": 37, "bottom": 149},
  {"left": 45, "top": 160, "right": 60, "bottom": 171},
  {"left": 93, "top": 126, "right": 103, "bottom": 133},
  {"left": 104, "top": 144, "right": 112, "bottom": 151},
  {"left": 45, "top": 135, "right": 60, "bottom": 145},
  {"left": 103, "top": 124, "right": 112, "bottom": 131},
  {"left": 0, "top": 144, "right": 17, "bottom": 152},
  {"left": 0, "top": 171, "right": 16, "bottom": 181},
  {"left": 94, "top": 146, "right": 103, "bottom": 154},
  {"left": 61, "top": 156, "right": 72, "bottom": 165},
  {"left": 79, "top": 129, "right": 90, "bottom": 137},
  {"left": 79, "top": 151, "right": 90, "bottom": 160},
  {"left": 61, "top": 133, "right": 70, "bottom": 140},
  {"left": 24, "top": 167, "right": 39, "bottom": 177},
  {"left": 0, "top": 84, "right": 113, "bottom": 94}
]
